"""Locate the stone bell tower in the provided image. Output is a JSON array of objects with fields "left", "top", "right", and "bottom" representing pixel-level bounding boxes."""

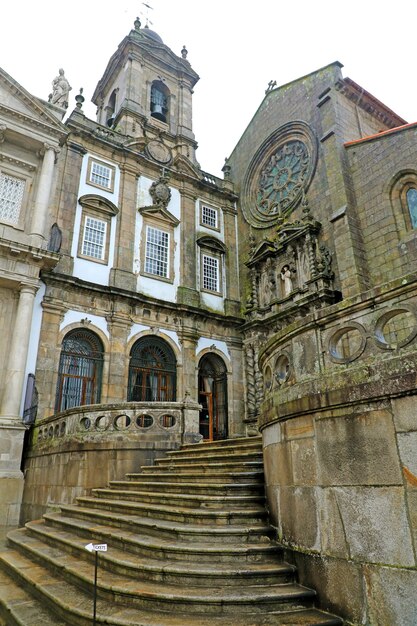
[{"left": 92, "top": 17, "right": 200, "bottom": 166}]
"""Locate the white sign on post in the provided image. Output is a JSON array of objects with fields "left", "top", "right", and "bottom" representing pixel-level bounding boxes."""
[{"left": 85, "top": 542, "right": 108, "bottom": 553}]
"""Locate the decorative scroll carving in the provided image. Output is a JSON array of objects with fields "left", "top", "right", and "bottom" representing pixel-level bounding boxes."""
[
  {"left": 254, "top": 343, "right": 264, "bottom": 415},
  {"left": 245, "top": 343, "right": 256, "bottom": 419}
]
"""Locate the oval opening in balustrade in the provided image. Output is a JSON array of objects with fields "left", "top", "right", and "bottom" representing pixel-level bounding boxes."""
[
  {"left": 95, "top": 415, "right": 110, "bottom": 431},
  {"left": 264, "top": 365, "right": 273, "bottom": 392},
  {"left": 136, "top": 414, "right": 154, "bottom": 429},
  {"left": 60, "top": 421, "right": 66, "bottom": 436},
  {"left": 374, "top": 308, "right": 417, "bottom": 350},
  {"left": 160, "top": 414, "right": 176, "bottom": 428},
  {"left": 114, "top": 414, "right": 131, "bottom": 430},
  {"left": 328, "top": 324, "right": 366, "bottom": 364},
  {"left": 275, "top": 353, "right": 290, "bottom": 384},
  {"left": 79, "top": 417, "right": 91, "bottom": 431}
]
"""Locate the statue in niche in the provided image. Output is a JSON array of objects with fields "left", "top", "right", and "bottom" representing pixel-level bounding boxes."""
[
  {"left": 280, "top": 264, "right": 293, "bottom": 297},
  {"left": 50, "top": 69, "right": 72, "bottom": 108}
]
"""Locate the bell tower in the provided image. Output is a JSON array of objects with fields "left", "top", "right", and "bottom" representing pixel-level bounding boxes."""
[{"left": 92, "top": 17, "right": 200, "bottom": 165}]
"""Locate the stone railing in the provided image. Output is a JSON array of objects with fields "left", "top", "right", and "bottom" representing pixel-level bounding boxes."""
[{"left": 32, "top": 400, "right": 202, "bottom": 447}]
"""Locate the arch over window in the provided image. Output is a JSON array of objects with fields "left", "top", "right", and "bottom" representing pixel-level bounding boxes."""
[
  {"left": 150, "top": 80, "right": 169, "bottom": 123},
  {"left": 55, "top": 329, "right": 104, "bottom": 412},
  {"left": 128, "top": 336, "right": 176, "bottom": 402}
]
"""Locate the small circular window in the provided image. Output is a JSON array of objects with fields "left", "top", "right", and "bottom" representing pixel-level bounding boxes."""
[
  {"left": 95, "top": 415, "right": 110, "bottom": 430},
  {"left": 114, "top": 414, "right": 131, "bottom": 430},
  {"left": 328, "top": 324, "right": 366, "bottom": 364},
  {"left": 79, "top": 417, "right": 91, "bottom": 431},
  {"left": 375, "top": 309, "right": 417, "bottom": 350},
  {"left": 275, "top": 354, "right": 290, "bottom": 385}
]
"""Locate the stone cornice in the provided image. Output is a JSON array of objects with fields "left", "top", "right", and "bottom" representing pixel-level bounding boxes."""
[
  {"left": 0, "top": 237, "right": 60, "bottom": 269},
  {"left": 0, "top": 152, "right": 36, "bottom": 172},
  {"left": 0, "top": 103, "right": 67, "bottom": 142}
]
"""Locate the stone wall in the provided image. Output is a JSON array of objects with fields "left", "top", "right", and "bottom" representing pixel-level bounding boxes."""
[{"left": 260, "top": 280, "right": 417, "bottom": 624}]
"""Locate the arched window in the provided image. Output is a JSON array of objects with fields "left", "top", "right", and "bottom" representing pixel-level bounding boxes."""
[
  {"left": 406, "top": 187, "right": 417, "bottom": 229},
  {"left": 150, "top": 80, "right": 169, "bottom": 123},
  {"left": 128, "top": 336, "right": 176, "bottom": 402},
  {"left": 55, "top": 329, "right": 104, "bottom": 412}
]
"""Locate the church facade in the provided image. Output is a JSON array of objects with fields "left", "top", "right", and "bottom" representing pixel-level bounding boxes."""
[{"left": 0, "top": 18, "right": 416, "bottom": 624}]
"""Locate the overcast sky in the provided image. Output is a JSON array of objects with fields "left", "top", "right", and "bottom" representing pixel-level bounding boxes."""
[{"left": 1, "top": 1, "right": 416, "bottom": 176}]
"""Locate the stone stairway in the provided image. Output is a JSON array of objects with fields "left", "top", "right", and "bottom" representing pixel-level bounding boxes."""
[{"left": 0, "top": 437, "right": 343, "bottom": 625}]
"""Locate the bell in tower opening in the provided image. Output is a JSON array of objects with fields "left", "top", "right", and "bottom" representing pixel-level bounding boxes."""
[{"left": 150, "top": 80, "right": 169, "bottom": 122}]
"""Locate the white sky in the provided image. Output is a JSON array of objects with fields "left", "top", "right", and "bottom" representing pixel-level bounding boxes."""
[{"left": 1, "top": 0, "right": 416, "bottom": 176}]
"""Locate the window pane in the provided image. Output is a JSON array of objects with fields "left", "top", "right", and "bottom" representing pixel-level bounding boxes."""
[
  {"left": 82, "top": 216, "right": 106, "bottom": 259},
  {"left": 407, "top": 188, "right": 417, "bottom": 228},
  {"left": 201, "top": 205, "right": 218, "bottom": 229},
  {"left": 145, "top": 226, "right": 169, "bottom": 277},
  {"left": 0, "top": 173, "right": 25, "bottom": 224},
  {"left": 203, "top": 254, "right": 219, "bottom": 292},
  {"left": 90, "top": 161, "right": 112, "bottom": 189}
]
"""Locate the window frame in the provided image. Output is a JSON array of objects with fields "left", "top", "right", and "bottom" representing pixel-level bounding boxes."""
[
  {"left": 197, "top": 236, "right": 225, "bottom": 296},
  {"left": 202, "top": 253, "right": 220, "bottom": 293},
  {"left": 86, "top": 157, "right": 115, "bottom": 193},
  {"left": 0, "top": 167, "right": 30, "bottom": 229},
  {"left": 200, "top": 202, "right": 220, "bottom": 232},
  {"left": 140, "top": 218, "right": 175, "bottom": 283},
  {"left": 76, "top": 194, "right": 118, "bottom": 265}
]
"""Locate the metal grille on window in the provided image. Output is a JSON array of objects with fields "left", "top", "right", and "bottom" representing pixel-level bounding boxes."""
[
  {"left": 128, "top": 336, "right": 176, "bottom": 402},
  {"left": 201, "top": 205, "right": 217, "bottom": 229},
  {"left": 0, "top": 173, "right": 25, "bottom": 224},
  {"left": 203, "top": 254, "right": 219, "bottom": 291},
  {"left": 55, "top": 330, "right": 103, "bottom": 412},
  {"left": 145, "top": 226, "right": 169, "bottom": 277},
  {"left": 90, "top": 162, "right": 112, "bottom": 188},
  {"left": 82, "top": 216, "right": 106, "bottom": 259}
]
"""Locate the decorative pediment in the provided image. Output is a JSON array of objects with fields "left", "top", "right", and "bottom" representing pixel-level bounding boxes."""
[
  {"left": 0, "top": 68, "right": 68, "bottom": 138},
  {"left": 197, "top": 235, "right": 226, "bottom": 253},
  {"left": 139, "top": 204, "right": 180, "bottom": 226},
  {"left": 79, "top": 194, "right": 119, "bottom": 216},
  {"left": 172, "top": 154, "right": 201, "bottom": 178}
]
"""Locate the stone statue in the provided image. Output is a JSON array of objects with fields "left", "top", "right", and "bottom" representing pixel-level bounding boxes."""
[
  {"left": 280, "top": 265, "right": 293, "bottom": 297},
  {"left": 50, "top": 69, "right": 72, "bottom": 108}
]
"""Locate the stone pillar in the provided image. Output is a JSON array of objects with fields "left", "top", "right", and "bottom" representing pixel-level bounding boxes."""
[
  {"left": 223, "top": 204, "right": 241, "bottom": 316},
  {"left": 177, "top": 185, "right": 200, "bottom": 307},
  {"left": 106, "top": 315, "right": 131, "bottom": 403},
  {"left": 0, "top": 283, "right": 37, "bottom": 525},
  {"left": 1, "top": 284, "right": 37, "bottom": 418},
  {"left": 178, "top": 327, "right": 200, "bottom": 439},
  {"left": 30, "top": 144, "right": 57, "bottom": 247}
]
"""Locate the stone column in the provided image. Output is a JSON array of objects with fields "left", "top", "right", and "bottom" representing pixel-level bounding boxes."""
[
  {"left": 178, "top": 326, "right": 200, "bottom": 439},
  {"left": 106, "top": 315, "right": 131, "bottom": 403},
  {"left": 1, "top": 284, "right": 37, "bottom": 418},
  {"left": 30, "top": 144, "right": 57, "bottom": 247}
]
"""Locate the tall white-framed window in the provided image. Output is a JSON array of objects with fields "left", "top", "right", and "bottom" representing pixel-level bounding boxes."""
[
  {"left": 82, "top": 216, "right": 107, "bottom": 260},
  {"left": 0, "top": 173, "right": 25, "bottom": 225},
  {"left": 76, "top": 194, "right": 119, "bottom": 265},
  {"left": 87, "top": 158, "right": 115, "bottom": 192},
  {"left": 145, "top": 226, "right": 170, "bottom": 278},
  {"left": 200, "top": 203, "right": 219, "bottom": 231},
  {"left": 202, "top": 254, "right": 220, "bottom": 292}
]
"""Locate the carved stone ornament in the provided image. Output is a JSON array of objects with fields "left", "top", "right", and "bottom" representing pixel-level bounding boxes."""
[
  {"left": 245, "top": 202, "right": 337, "bottom": 325},
  {"left": 149, "top": 175, "right": 171, "bottom": 209},
  {"left": 146, "top": 140, "right": 172, "bottom": 165},
  {"left": 242, "top": 121, "right": 318, "bottom": 228}
]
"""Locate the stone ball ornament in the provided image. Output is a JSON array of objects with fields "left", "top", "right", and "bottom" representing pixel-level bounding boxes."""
[{"left": 242, "top": 121, "right": 318, "bottom": 228}]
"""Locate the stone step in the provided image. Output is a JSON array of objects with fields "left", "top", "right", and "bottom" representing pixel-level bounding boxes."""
[
  {"left": 0, "top": 547, "right": 319, "bottom": 616},
  {"left": 169, "top": 438, "right": 262, "bottom": 458},
  {"left": 0, "top": 563, "right": 342, "bottom": 626},
  {"left": 109, "top": 479, "right": 264, "bottom": 496},
  {"left": 75, "top": 496, "right": 268, "bottom": 525},
  {"left": 142, "top": 460, "right": 264, "bottom": 474},
  {"left": 32, "top": 515, "right": 279, "bottom": 563},
  {"left": 0, "top": 569, "right": 67, "bottom": 626},
  {"left": 11, "top": 526, "right": 295, "bottom": 587},
  {"left": 155, "top": 451, "right": 264, "bottom": 466},
  {"left": 125, "top": 469, "right": 264, "bottom": 484},
  {"left": 47, "top": 509, "right": 275, "bottom": 546},
  {"left": 91, "top": 487, "right": 265, "bottom": 510}
]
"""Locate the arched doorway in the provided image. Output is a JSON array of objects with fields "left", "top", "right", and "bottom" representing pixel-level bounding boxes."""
[
  {"left": 128, "top": 336, "right": 176, "bottom": 402},
  {"left": 198, "top": 353, "right": 228, "bottom": 441},
  {"left": 55, "top": 329, "right": 104, "bottom": 412}
]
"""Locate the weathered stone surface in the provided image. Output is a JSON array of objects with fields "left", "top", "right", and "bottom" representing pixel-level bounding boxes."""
[
  {"left": 289, "top": 551, "right": 365, "bottom": 625},
  {"left": 316, "top": 410, "right": 402, "bottom": 486},
  {"left": 291, "top": 437, "right": 318, "bottom": 486},
  {"left": 392, "top": 395, "right": 417, "bottom": 433},
  {"left": 280, "top": 486, "right": 319, "bottom": 550},
  {"left": 397, "top": 431, "right": 417, "bottom": 475},
  {"left": 364, "top": 564, "right": 417, "bottom": 626},
  {"left": 262, "top": 422, "right": 281, "bottom": 447},
  {"left": 263, "top": 442, "right": 293, "bottom": 488},
  {"left": 331, "top": 486, "right": 415, "bottom": 566}
]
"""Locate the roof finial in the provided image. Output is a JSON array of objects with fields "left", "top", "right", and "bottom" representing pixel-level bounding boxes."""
[
  {"left": 181, "top": 45, "right": 188, "bottom": 59},
  {"left": 134, "top": 16, "right": 141, "bottom": 31}
]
